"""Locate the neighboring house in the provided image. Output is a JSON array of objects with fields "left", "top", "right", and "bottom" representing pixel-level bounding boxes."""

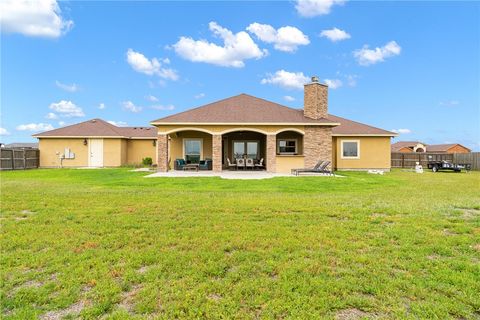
[
  {"left": 33, "top": 119, "right": 157, "bottom": 167},
  {"left": 391, "top": 141, "right": 427, "bottom": 153},
  {"left": 426, "top": 143, "right": 471, "bottom": 153},
  {"left": 392, "top": 141, "right": 471, "bottom": 154},
  {"left": 151, "top": 77, "right": 397, "bottom": 173},
  {"left": 4, "top": 143, "right": 39, "bottom": 149}
]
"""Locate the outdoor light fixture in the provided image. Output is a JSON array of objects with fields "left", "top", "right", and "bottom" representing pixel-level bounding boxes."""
[
  {"left": 153, "top": 140, "right": 156, "bottom": 147},
  {"left": 83, "top": 139, "right": 88, "bottom": 146}
]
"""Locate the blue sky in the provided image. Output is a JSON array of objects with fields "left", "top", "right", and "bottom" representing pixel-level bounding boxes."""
[{"left": 1, "top": 0, "right": 479, "bottom": 150}]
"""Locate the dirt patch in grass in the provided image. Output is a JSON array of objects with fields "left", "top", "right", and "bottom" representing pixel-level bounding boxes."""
[
  {"left": 118, "top": 284, "right": 142, "bottom": 314},
  {"left": 40, "top": 300, "right": 88, "bottom": 320},
  {"left": 472, "top": 244, "right": 480, "bottom": 252},
  {"left": 335, "top": 308, "right": 375, "bottom": 319},
  {"left": 207, "top": 293, "right": 222, "bottom": 302},
  {"left": 137, "top": 265, "right": 151, "bottom": 274}
]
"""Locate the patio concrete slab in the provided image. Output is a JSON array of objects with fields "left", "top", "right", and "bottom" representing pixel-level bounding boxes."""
[{"left": 145, "top": 171, "right": 341, "bottom": 180}]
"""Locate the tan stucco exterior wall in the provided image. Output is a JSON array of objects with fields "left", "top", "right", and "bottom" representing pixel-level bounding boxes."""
[
  {"left": 156, "top": 124, "right": 306, "bottom": 135},
  {"left": 103, "top": 138, "right": 123, "bottom": 167},
  {"left": 333, "top": 136, "right": 391, "bottom": 170},
  {"left": 38, "top": 138, "right": 89, "bottom": 167},
  {"left": 126, "top": 139, "right": 156, "bottom": 165},
  {"left": 276, "top": 156, "right": 304, "bottom": 173}
]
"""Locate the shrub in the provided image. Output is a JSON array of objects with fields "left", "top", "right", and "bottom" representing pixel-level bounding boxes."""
[{"left": 142, "top": 157, "right": 153, "bottom": 166}]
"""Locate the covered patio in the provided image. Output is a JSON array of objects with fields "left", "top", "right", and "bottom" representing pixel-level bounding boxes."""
[{"left": 157, "top": 127, "right": 306, "bottom": 173}]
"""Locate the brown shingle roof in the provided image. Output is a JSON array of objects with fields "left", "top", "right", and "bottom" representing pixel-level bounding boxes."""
[
  {"left": 391, "top": 141, "right": 424, "bottom": 152},
  {"left": 33, "top": 119, "right": 157, "bottom": 138},
  {"left": 426, "top": 144, "right": 470, "bottom": 152},
  {"left": 151, "top": 93, "right": 396, "bottom": 136},
  {"left": 328, "top": 114, "right": 397, "bottom": 136},
  {"left": 151, "top": 94, "right": 336, "bottom": 124}
]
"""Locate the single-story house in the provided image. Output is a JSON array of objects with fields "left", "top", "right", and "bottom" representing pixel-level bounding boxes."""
[
  {"left": 33, "top": 119, "right": 157, "bottom": 167},
  {"left": 151, "top": 77, "right": 397, "bottom": 173},
  {"left": 392, "top": 141, "right": 471, "bottom": 154},
  {"left": 391, "top": 141, "right": 428, "bottom": 153}
]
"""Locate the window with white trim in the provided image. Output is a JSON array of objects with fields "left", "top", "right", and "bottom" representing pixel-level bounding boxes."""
[
  {"left": 277, "top": 139, "right": 297, "bottom": 154},
  {"left": 341, "top": 140, "right": 360, "bottom": 159}
]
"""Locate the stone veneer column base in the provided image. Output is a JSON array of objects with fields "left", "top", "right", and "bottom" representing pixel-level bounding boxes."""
[
  {"left": 303, "top": 126, "right": 332, "bottom": 170},
  {"left": 266, "top": 134, "right": 276, "bottom": 173},
  {"left": 212, "top": 134, "right": 222, "bottom": 172},
  {"left": 157, "top": 134, "right": 168, "bottom": 172}
]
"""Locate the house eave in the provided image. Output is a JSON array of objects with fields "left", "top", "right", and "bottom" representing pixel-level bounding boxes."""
[
  {"left": 150, "top": 122, "right": 341, "bottom": 126},
  {"left": 332, "top": 133, "right": 398, "bottom": 137}
]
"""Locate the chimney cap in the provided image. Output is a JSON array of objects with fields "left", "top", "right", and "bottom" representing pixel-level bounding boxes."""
[{"left": 311, "top": 76, "right": 319, "bottom": 83}]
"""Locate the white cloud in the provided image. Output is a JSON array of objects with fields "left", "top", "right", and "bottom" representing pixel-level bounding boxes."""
[
  {"left": 145, "top": 95, "right": 159, "bottom": 102},
  {"left": 49, "top": 100, "right": 84, "bottom": 117},
  {"left": 98, "top": 103, "right": 106, "bottom": 110},
  {"left": 126, "top": 49, "right": 179, "bottom": 81},
  {"left": 324, "top": 78, "right": 343, "bottom": 89},
  {"left": 0, "top": 127, "right": 10, "bottom": 136},
  {"left": 246, "top": 23, "right": 309, "bottom": 52},
  {"left": 16, "top": 123, "right": 54, "bottom": 132},
  {"left": 392, "top": 128, "right": 412, "bottom": 134},
  {"left": 122, "top": 101, "right": 142, "bottom": 113},
  {"left": 45, "top": 112, "right": 58, "bottom": 119},
  {"left": 107, "top": 120, "right": 128, "bottom": 127},
  {"left": 261, "top": 70, "right": 309, "bottom": 90},
  {"left": 55, "top": 80, "right": 79, "bottom": 92},
  {"left": 354, "top": 41, "right": 401, "bottom": 66},
  {"left": 320, "top": 27, "right": 351, "bottom": 42},
  {"left": 295, "top": 0, "right": 345, "bottom": 18},
  {"left": 284, "top": 95, "right": 295, "bottom": 102},
  {"left": 0, "top": 0, "right": 73, "bottom": 38},
  {"left": 173, "top": 21, "right": 267, "bottom": 68},
  {"left": 58, "top": 121, "right": 66, "bottom": 126},
  {"left": 439, "top": 100, "right": 460, "bottom": 107},
  {"left": 194, "top": 93, "right": 205, "bottom": 99},
  {"left": 346, "top": 74, "right": 358, "bottom": 87},
  {"left": 151, "top": 104, "right": 175, "bottom": 111}
]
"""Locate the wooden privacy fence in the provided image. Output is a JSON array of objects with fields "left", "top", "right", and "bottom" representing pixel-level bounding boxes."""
[
  {"left": 392, "top": 152, "right": 479, "bottom": 170},
  {"left": 0, "top": 148, "right": 39, "bottom": 170},
  {"left": 453, "top": 152, "right": 480, "bottom": 171}
]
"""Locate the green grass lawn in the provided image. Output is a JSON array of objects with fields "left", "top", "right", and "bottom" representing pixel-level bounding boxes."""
[{"left": 1, "top": 169, "right": 479, "bottom": 319}]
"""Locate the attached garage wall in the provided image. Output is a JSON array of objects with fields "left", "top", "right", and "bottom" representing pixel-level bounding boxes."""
[
  {"left": 38, "top": 138, "right": 88, "bottom": 167},
  {"left": 126, "top": 139, "right": 156, "bottom": 165},
  {"left": 333, "top": 136, "right": 391, "bottom": 170},
  {"left": 103, "top": 138, "right": 124, "bottom": 167}
]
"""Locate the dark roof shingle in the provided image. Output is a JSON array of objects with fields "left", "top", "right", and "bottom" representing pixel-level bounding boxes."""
[{"left": 33, "top": 119, "right": 157, "bottom": 138}]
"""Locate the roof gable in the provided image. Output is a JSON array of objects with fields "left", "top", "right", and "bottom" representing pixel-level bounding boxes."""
[{"left": 151, "top": 94, "right": 335, "bottom": 124}]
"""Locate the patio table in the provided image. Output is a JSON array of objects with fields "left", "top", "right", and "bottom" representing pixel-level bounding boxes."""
[{"left": 183, "top": 164, "right": 199, "bottom": 171}]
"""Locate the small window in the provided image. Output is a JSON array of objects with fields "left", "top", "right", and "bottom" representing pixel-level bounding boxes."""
[
  {"left": 278, "top": 139, "right": 297, "bottom": 154},
  {"left": 341, "top": 140, "right": 360, "bottom": 159}
]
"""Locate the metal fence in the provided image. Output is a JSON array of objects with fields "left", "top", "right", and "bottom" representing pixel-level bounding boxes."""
[
  {"left": 391, "top": 152, "right": 479, "bottom": 170},
  {"left": 0, "top": 148, "right": 39, "bottom": 170}
]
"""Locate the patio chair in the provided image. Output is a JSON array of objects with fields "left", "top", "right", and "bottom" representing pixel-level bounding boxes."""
[
  {"left": 174, "top": 158, "right": 186, "bottom": 170},
  {"left": 236, "top": 158, "right": 245, "bottom": 170},
  {"left": 245, "top": 158, "right": 254, "bottom": 170},
  {"left": 226, "top": 158, "right": 237, "bottom": 170},
  {"left": 199, "top": 159, "right": 212, "bottom": 170},
  {"left": 292, "top": 160, "right": 332, "bottom": 176},
  {"left": 254, "top": 158, "right": 265, "bottom": 170}
]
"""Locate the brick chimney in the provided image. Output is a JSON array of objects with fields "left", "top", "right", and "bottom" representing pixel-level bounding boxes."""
[{"left": 304, "top": 76, "right": 328, "bottom": 120}]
